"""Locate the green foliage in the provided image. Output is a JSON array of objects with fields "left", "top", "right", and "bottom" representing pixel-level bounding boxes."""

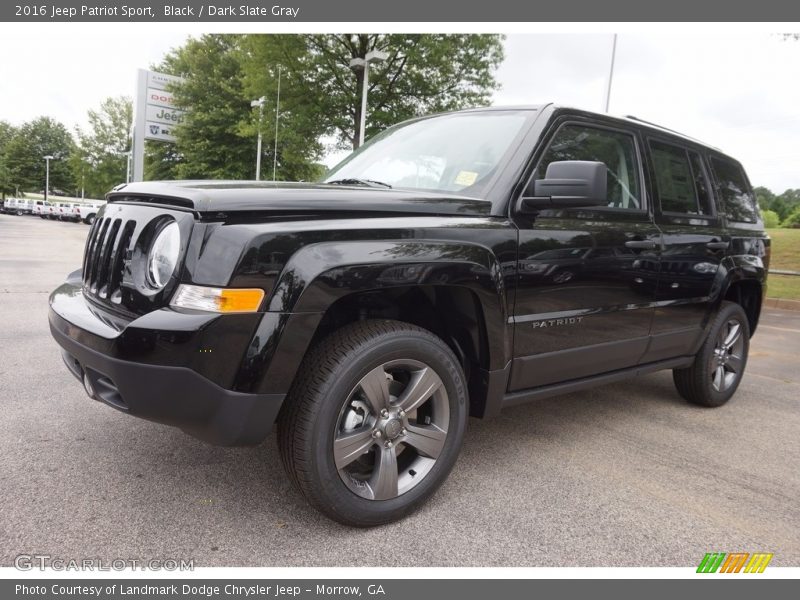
[
  {"left": 754, "top": 186, "right": 775, "bottom": 210},
  {"left": 147, "top": 33, "right": 504, "bottom": 182},
  {"left": 756, "top": 185, "right": 800, "bottom": 222},
  {"left": 783, "top": 205, "right": 800, "bottom": 228},
  {"left": 155, "top": 34, "right": 254, "bottom": 180},
  {"left": 242, "top": 34, "right": 505, "bottom": 151},
  {"left": 71, "top": 96, "right": 132, "bottom": 198},
  {"left": 3, "top": 117, "right": 75, "bottom": 194},
  {"left": 761, "top": 209, "right": 780, "bottom": 228},
  {"left": 0, "top": 121, "right": 16, "bottom": 198}
]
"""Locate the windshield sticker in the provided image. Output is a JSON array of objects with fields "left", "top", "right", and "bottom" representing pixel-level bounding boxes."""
[{"left": 454, "top": 170, "right": 479, "bottom": 186}]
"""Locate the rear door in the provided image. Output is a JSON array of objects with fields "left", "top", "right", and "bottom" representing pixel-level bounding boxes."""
[
  {"left": 509, "top": 117, "right": 662, "bottom": 391},
  {"left": 639, "top": 137, "right": 728, "bottom": 362}
]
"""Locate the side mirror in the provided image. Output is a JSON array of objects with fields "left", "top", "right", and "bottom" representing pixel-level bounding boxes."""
[{"left": 517, "top": 160, "right": 608, "bottom": 213}]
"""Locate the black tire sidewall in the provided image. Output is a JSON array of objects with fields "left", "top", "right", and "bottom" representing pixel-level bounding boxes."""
[{"left": 308, "top": 328, "right": 467, "bottom": 525}]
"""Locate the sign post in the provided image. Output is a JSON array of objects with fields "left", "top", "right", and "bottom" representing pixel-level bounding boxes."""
[{"left": 131, "top": 69, "right": 186, "bottom": 182}]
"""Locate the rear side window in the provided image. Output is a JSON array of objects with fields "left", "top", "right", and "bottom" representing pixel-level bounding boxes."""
[
  {"left": 710, "top": 157, "right": 758, "bottom": 223},
  {"left": 535, "top": 124, "right": 642, "bottom": 210},
  {"left": 649, "top": 140, "right": 713, "bottom": 215}
]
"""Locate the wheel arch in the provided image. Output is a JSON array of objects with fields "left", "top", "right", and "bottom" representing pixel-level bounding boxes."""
[
  {"left": 716, "top": 258, "right": 766, "bottom": 336},
  {"left": 239, "top": 240, "right": 512, "bottom": 418}
]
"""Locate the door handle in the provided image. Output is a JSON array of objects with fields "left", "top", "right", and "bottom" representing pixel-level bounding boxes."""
[
  {"left": 625, "top": 239, "right": 657, "bottom": 250},
  {"left": 706, "top": 240, "right": 730, "bottom": 250}
]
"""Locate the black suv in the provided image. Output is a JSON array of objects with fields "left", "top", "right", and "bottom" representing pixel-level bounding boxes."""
[{"left": 49, "top": 105, "right": 769, "bottom": 526}]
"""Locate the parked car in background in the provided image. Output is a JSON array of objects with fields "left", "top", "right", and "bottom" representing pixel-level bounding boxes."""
[
  {"left": 73, "top": 202, "right": 105, "bottom": 225},
  {"left": 3, "top": 198, "right": 23, "bottom": 215},
  {"left": 28, "top": 200, "right": 47, "bottom": 216},
  {"left": 34, "top": 202, "right": 53, "bottom": 217},
  {"left": 56, "top": 202, "right": 79, "bottom": 222}
]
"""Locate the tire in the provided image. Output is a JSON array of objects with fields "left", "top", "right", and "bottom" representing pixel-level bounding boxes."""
[
  {"left": 84, "top": 214, "right": 96, "bottom": 225},
  {"left": 673, "top": 301, "right": 750, "bottom": 407},
  {"left": 278, "top": 319, "right": 468, "bottom": 527}
]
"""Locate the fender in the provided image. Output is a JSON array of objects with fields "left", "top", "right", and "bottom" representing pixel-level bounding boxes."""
[
  {"left": 714, "top": 254, "right": 767, "bottom": 308},
  {"left": 691, "top": 253, "right": 767, "bottom": 351},
  {"left": 234, "top": 239, "right": 512, "bottom": 396}
]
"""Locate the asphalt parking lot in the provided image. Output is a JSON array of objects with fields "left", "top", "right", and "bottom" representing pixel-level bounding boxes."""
[{"left": 0, "top": 212, "right": 798, "bottom": 567}]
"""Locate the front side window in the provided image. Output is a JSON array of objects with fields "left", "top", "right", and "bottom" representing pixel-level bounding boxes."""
[
  {"left": 649, "top": 140, "right": 713, "bottom": 215},
  {"left": 534, "top": 124, "right": 642, "bottom": 210},
  {"left": 710, "top": 157, "right": 758, "bottom": 223},
  {"left": 323, "top": 111, "right": 531, "bottom": 198}
]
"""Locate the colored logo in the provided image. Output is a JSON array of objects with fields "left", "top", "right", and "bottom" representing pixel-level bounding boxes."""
[{"left": 697, "top": 552, "right": 773, "bottom": 573}]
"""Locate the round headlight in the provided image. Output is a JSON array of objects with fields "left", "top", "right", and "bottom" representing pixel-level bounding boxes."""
[{"left": 146, "top": 221, "right": 181, "bottom": 289}]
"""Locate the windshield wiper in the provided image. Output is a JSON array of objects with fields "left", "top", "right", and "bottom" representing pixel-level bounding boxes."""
[{"left": 325, "top": 178, "right": 392, "bottom": 189}]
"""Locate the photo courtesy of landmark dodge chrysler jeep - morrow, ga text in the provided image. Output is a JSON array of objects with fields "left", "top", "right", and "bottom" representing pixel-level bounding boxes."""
[{"left": 49, "top": 104, "right": 769, "bottom": 526}]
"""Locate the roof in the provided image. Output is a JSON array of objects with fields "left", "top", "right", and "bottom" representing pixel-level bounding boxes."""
[{"left": 431, "top": 103, "right": 722, "bottom": 152}]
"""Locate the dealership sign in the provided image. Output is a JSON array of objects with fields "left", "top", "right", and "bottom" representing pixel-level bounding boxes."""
[
  {"left": 131, "top": 69, "right": 187, "bottom": 181},
  {"left": 141, "top": 70, "right": 186, "bottom": 142}
]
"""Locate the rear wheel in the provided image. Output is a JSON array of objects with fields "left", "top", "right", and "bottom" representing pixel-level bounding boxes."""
[
  {"left": 673, "top": 301, "right": 750, "bottom": 407},
  {"left": 83, "top": 214, "right": 96, "bottom": 225},
  {"left": 278, "top": 320, "right": 468, "bottom": 527}
]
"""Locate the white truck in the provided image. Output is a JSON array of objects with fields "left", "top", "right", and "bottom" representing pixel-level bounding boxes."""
[
  {"left": 33, "top": 201, "right": 53, "bottom": 217},
  {"left": 72, "top": 202, "right": 105, "bottom": 224}
]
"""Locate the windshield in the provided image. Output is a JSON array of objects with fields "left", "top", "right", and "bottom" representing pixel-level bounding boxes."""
[{"left": 323, "top": 111, "right": 531, "bottom": 198}]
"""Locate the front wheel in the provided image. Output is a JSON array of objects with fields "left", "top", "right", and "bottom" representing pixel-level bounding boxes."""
[
  {"left": 673, "top": 301, "right": 750, "bottom": 407},
  {"left": 278, "top": 320, "right": 468, "bottom": 527}
]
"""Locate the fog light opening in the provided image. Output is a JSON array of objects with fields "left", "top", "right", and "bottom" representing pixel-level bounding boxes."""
[{"left": 83, "top": 372, "right": 96, "bottom": 399}]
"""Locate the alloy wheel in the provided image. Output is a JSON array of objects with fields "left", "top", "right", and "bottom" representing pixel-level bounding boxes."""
[
  {"left": 334, "top": 359, "right": 449, "bottom": 501},
  {"left": 711, "top": 318, "right": 745, "bottom": 392}
]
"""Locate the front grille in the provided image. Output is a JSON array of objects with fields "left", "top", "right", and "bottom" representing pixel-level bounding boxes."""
[{"left": 82, "top": 216, "right": 136, "bottom": 306}]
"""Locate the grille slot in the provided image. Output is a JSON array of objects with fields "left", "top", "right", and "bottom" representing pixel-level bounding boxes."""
[{"left": 82, "top": 216, "right": 136, "bottom": 305}]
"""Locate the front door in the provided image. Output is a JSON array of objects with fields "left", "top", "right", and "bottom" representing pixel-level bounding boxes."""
[{"left": 510, "top": 120, "right": 661, "bottom": 391}]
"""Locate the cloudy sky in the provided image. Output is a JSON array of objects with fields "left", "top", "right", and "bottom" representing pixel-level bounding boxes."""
[{"left": 1, "top": 31, "right": 798, "bottom": 192}]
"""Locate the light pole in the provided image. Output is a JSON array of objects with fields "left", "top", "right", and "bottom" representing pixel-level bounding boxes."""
[
  {"left": 43, "top": 155, "right": 54, "bottom": 204},
  {"left": 604, "top": 34, "right": 618, "bottom": 113},
  {"left": 350, "top": 50, "right": 388, "bottom": 148},
  {"left": 272, "top": 65, "right": 281, "bottom": 182},
  {"left": 250, "top": 96, "right": 266, "bottom": 180}
]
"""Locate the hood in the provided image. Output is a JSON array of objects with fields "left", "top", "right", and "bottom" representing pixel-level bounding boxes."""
[{"left": 106, "top": 181, "right": 492, "bottom": 217}]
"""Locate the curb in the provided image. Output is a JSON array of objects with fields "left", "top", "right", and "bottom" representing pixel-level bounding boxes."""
[{"left": 764, "top": 297, "right": 800, "bottom": 312}]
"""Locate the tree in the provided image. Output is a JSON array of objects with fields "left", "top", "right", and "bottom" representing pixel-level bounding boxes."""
[
  {"left": 148, "top": 34, "right": 504, "bottom": 182},
  {"left": 0, "top": 121, "right": 16, "bottom": 198},
  {"left": 71, "top": 96, "right": 132, "bottom": 198},
  {"left": 242, "top": 34, "right": 505, "bottom": 151},
  {"left": 156, "top": 34, "right": 254, "bottom": 180},
  {"left": 783, "top": 206, "right": 800, "bottom": 228},
  {"left": 761, "top": 209, "right": 780, "bottom": 228},
  {"left": 775, "top": 189, "right": 800, "bottom": 223},
  {"left": 3, "top": 117, "right": 74, "bottom": 194},
  {"left": 754, "top": 186, "right": 775, "bottom": 211}
]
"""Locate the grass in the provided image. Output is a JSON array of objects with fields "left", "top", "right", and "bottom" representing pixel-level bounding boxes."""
[
  {"left": 766, "top": 275, "right": 800, "bottom": 300},
  {"left": 766, "top": 229, "right": 800, "bottom": 300},
  {"left": 767, "top": 228, "right": 800, "bottom": 272}
]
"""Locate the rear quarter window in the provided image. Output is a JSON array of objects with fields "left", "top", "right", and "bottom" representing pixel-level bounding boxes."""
[
  {"left": 649, "top": 140, "right": 714, "bottom": 215},
  {"left": 710, "top": 157, "right": 759, "bottom": 224}
]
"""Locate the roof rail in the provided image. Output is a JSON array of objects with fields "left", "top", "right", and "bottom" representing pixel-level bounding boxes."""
[{"left": 624, "top": 115, "right": 720, "bottom": 151}]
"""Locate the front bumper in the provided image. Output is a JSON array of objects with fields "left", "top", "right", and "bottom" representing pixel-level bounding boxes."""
[{"left": 48, "top": 275, "right": 285, "bottom": 446}]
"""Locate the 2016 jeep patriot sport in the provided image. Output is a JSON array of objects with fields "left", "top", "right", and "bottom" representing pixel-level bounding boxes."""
[{"left": 49, "top": 105, "right": 769, "bottom": 526}]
